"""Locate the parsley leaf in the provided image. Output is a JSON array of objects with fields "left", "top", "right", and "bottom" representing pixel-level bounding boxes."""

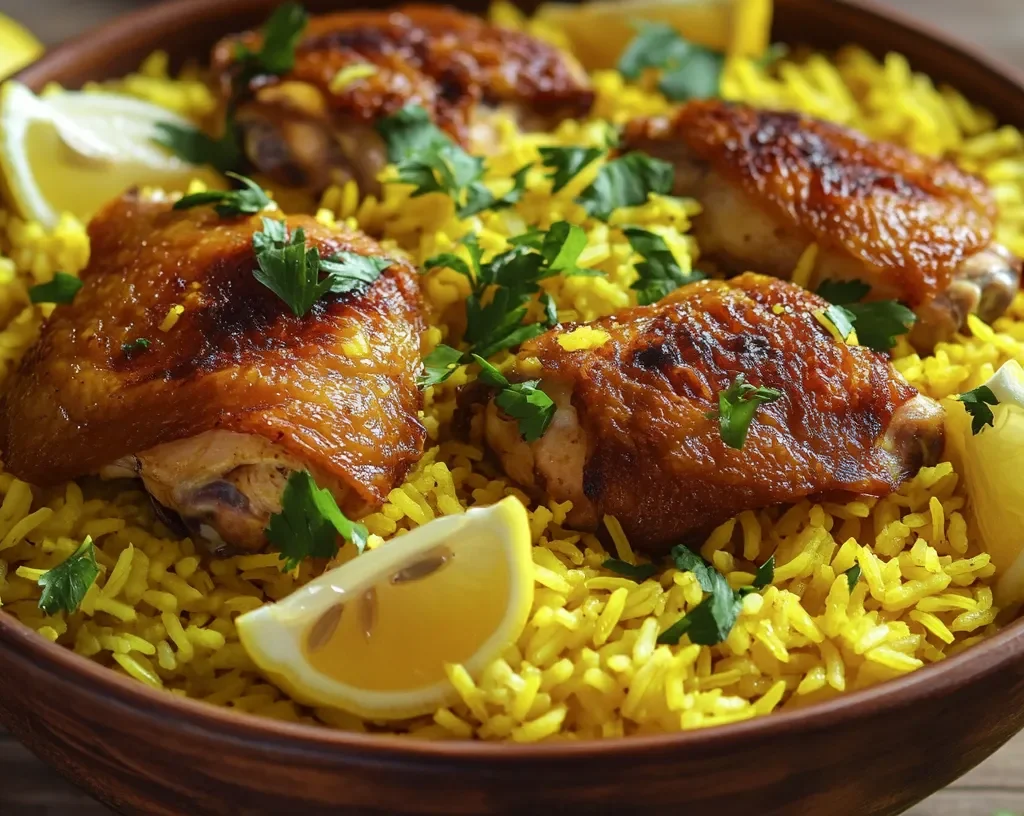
[
  {"left": 418, "top": 343, "right": 464, "bottom": 389},
  {"left": 658, "top": 569, "right": 742, "bottom": 646},
  {"left": 265, "top": 470, "right": 368, "bottom": 571},
  {"left": 121, "top": 338, "right": 151, "bottom": 357},
  {"left": 708, "top": 373, "right": 783, "bottom": 450},
  {"left": 28, "top": 272, "right": 82, "bottom": 305},
  {"left": 843, "top": 301, "right": 917, "bottom": 352},
  {"left": 173, "top": 172, "right": 271, "bottom": 218},
  {"left": 815, "top": 280, "right": 916, "bottom": 352},
  {"left": 820, "top": 304, "right": 857, "bottom": 342},
  {"left": 956, "top": 384, "right": 999, "bottom": 435},
  {"left": 541, "top": 221, "right": 588, "bottom": 273},
  {"left": 816, "top": 279, "right": 871, "bottom": 305},
  {"left": 603, "top": 558, "right": 659, "bottom": 582},
  {"left": 538, "top": 146, "right": 605, "bottom": 193},
  {"left": 577, "top": 152, "right": 674, "bottom": 221},
  {"left": 473, "top": 355, "right": 556, "bottom": 442},
  {"left": 37, "top": 537, "right": 99, "bottom": 615},
  {"left": 623, "top": 226, "right": 705, "bottom": 304},
  {"left": 752, "top": 554, "right": 775, "bottom": 590},
  {"left": 234, "top": 2, "right": 308, "bottom": 79},
  {"left": 251, "top": 217, "right": 389, "bottom": 317},
  {"left": 670, "top": 544, "right": 717, "bottom": 593},
  {"left": 376, "top": 105, "right": 526, "bottom": 219},
  {"left": 153, "top": 121, "right": 242, "bottom": 174},
  {"left": 618, "top": 22, "right": 725, "bottom": 101},
  {"left": 845, "top": 563, "right": 862, "bottom": 593}
]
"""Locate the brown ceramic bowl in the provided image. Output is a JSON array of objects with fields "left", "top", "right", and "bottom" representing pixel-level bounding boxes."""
[{"left": 4, "top": 1, "right": 1024, "bottom": 814}]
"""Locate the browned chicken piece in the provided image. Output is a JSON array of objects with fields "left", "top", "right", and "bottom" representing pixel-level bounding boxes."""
[
  {"left": 486, "top": 273, "right": 944, "bottom": 553},
  {"left": 622, "top": 101, "right": 1021, "bottom": 348},
  {"left": 0, "top": 194, "right": 426, "bottom": 555},
  {"left": 212, "top": 5, "right": 594, "bottom": 194}
]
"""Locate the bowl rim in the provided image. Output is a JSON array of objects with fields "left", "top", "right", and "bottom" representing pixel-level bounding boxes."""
[{"left": 5, "top": 0, "right": 1024, "bottom": 763}]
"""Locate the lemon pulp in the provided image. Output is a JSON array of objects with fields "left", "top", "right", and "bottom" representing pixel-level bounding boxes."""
[
  {"left": 237, "top": 496, "right": 534, "bottom": 719},
  {"left": 305, "top": 536, "right": 512, "bottom": 690}
]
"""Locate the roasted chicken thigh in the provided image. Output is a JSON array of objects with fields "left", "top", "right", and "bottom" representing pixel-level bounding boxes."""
[
  {"left": 486, "top": 273, "right": 944, "bottom": 553},
  {"left": 213, "top": 5, "right": 594, "bottom": 194},
  {"left": 623, "top": 101, "right": 1021, "bottom": 348},
  {"left": 0, "top": 194, "right": 426, "bottom": 554}
]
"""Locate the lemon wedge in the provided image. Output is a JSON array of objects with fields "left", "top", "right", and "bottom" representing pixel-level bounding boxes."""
[
  {"left": 946, "top": 360, "right": 1024, "bottom": 605},
  {"left": 535, "top": 0, "right": 772, "bottom": 70},
  {"left": 0, "top": 81, "right": 224, "bottom": 229},
  {"left": 0, "top": 14, "right": 42, "bottom": 80},
  {"left": 237, "top": 496, "right": 534, "bottom": 720}
]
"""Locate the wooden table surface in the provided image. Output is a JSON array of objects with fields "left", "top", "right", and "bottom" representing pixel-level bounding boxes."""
[{"left": 1, "top": 0, "right": 1023, "bottom": 813}]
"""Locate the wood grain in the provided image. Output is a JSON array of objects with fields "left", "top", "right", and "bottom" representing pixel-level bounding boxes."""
[{"left": 1, "top": 0, "right": 1023, "bottom": 814}]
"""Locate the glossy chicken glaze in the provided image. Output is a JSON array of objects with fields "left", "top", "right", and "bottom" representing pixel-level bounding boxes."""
[
  {"left": 488, "top": 273, "right": 945, "bottom": 553},
  {"left": 624, "top": 101, "right": 1020, "bottom": 343},
  {"left": 0, "top": 195, "right": 426, "bottom": 520}
]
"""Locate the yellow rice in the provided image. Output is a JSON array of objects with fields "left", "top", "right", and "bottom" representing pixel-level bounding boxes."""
[{"left": 1, "top": 24, "right": 1024, "bottom": 741}]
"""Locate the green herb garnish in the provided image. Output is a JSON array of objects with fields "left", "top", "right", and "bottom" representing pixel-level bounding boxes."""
[
  {"left": 577, "top": 152, "right": 674, "bottom": 221},
  {"left": 425, "top": 223, "right": 588, "bottom": 364},
  {"left": 815, "top": 279, "right": 916, "bottom": 352},
  {"left": 153, "top": 121, "right": 242, "bottom": 174},
  {"left": 474, "top": 355, "right": 555, "bottom": 442},
  {"left": 121, "top": 338, "right": 151, "bottom": 357},
  {"left": 173, "top": 172, "right": 271, "bottom": 217},
  {"left": 618, "top": 22, "right": 725, "bottom": 101},
  {"left": 418, "top": 343, "right": 464, "bottom": 389},
  {"left": 538, "top": 146, "right": 605, "bottom": 193},
  {"left": 251, "top": 217, "right": 390, "bottom": 317},
  {"left": 845, "top": 563, "right": 862, "bottom": 592},
  {"left": 660, "top": 545, "right": 775, "bottom": 646},
  {"left": 820, "top": 304, "right": 857, "bottom": 342},
  {"left": 956, "top": 385, "right": 999, "bottom": 435},
  {"left": 28, "top": 272, "right": 82, "bottom": 305},
  {"left": 623, "top": 226, "right": 705, "bottom": 305},
  {"left": 752, "top": 554, "right": 775, "bottom": 590},
  {"left": 265, "top": 470, "right": 368, "bottom": 571},
  {"left": 234, "top": 2, "right": 308, "bottom": 79},
  {"left": 603, "top": 558, "right": 659, "bottom": 582},
  {"left": 707, "top": 373, "right": 783, "bottom": 450},
  {"left": 37, "top": 537, "right": 99, "bottom": 615},
  {"left": 375, "top": 105, "right": 529, "bottom": 219}
]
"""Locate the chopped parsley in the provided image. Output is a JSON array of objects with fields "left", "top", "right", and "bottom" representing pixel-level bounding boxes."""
[
  {"left": 845, "top": 563, "right": 862, "bottom": 592},
  {"left": 956, "top": 385, "right": 999, "bottom": 435},
  {"left": 375, "top": 105, "right": 530, "bottom": 219},
  {"left": 424, "top": 223, "right": 586, "bottom": 363},
  {"left": 752, "top": 554, "right": 776, "bottom": 590},
  {"left": 820, "top": 304, "right": 857, "bottom": 342},
  {"left": 37, "top": 537, "right": 99, "bottom": 615},
  {"left": 173, "top": 172, "right": 271, "bottom": 217},
  {"left": 707, "top": 373, "right": 783, "bottom": 450},
  {"left": 474, "top": 355, "right": 556, "bottom": 442},
  {"left": 623, "top": 226, "right": 705, "bottom": 304},
  {"left": 28, "top": 272, "right": 82, "bottom": 305},
  {"left": 121, "top": 338, "right": 151, "bottom": 357},
  {"left": 603, "top": 558, "right": 659, "bottom": 582},
  {"left": 153, "top": 120, "right": 242, "bottom": 174},
  {"left": 417, "top": 343, "right": 464, "bottom": 389},
  {"left": 577, "top": 152, "right": 674, "bottom": 221},
  {"left": 234, "top": 2, "right": 308, "bottom": 79},
  {"left": 251, "top": 217, "right": 390, "bottom": 317},
  {"left": 618, "top": 22, "right": 725, "bottom": 101},
  {"left": 265, "top": 470, "right": 368, "bottom": 571},
  {"left": 815, "top": 279, "right": 916, "bottom": 352},
  {"left": 659, "top": 545, "right": 774, "bottom": 646},
  {"left": 538, "top": 146, "right": 605, "bottom": 193}
]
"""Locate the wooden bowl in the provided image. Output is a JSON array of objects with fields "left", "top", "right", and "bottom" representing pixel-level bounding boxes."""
[{"left": 5, "top": 1, "right": 1024, "bottom": 813}]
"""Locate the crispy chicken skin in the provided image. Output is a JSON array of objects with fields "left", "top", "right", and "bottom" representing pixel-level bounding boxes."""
[
  {"left": 0, "top": 194, "right": 426, "bottom": 554},
  {"left": 622, "top": 101, "right": 1022, "bottom": 347},
  {"left": 486, "top": 273, "right": 944, "bottom": 553},
  {"left": 212, "top": 5, "right": 594, "bottom": 194}
]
